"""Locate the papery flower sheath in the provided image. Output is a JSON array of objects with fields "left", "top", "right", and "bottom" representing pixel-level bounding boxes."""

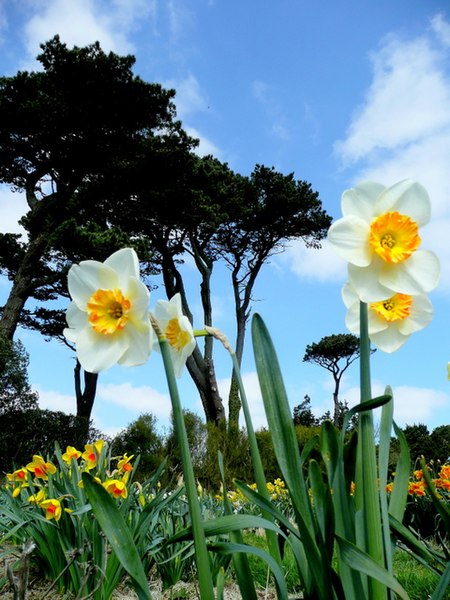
[
  {"left": 343, "top": 282, "right": 433, "bottom": 353},
  {"left": 153, "top": 293, "right": 196, "bottom": 377},
  {"left": 64, "top": 248, "right": 153, "bottom": 373},
  {"left": 328, "top": 180, "right": 440, "bottom": 301}
]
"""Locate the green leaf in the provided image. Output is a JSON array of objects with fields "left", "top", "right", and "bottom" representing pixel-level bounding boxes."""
[
  {"left": 388, "top": 422, "right": 410, "bottom": 522},
  {"left": 82, "top": 472, "right": 151, "bottom": 600},
  {"left": 336, "top": 536, "right": 410, "bottom": 600},
  {"left": 389, "top": 514, "right": 446, "bottom": 574},
  {"left": 251, "top": 313, "right": 334, "bottom": 599},
  {"left": 430, "top": 559, "right": 450, "bottom": 600}
]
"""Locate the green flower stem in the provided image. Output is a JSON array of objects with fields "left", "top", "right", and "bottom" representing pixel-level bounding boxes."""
[
  {"left": 204, "top": 327, "right": 283, "bottom": 573},
  {"left": 155, "top": 329, "right": 215, "bottom": 600},
  {"left": 357, "top": 301, "right": 385, "bottom": 599}
]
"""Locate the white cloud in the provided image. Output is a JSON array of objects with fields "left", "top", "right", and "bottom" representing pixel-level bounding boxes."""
[
  {"left": 430, "top": 13, "right": 450, "bottom": 48},
  {"left": 335, "top": 35, "right": 450, "bottom": 164},
  {"left": 170, "top": 74, "right": 210, "bottom": 118},
  {"left": 20, "top": 0, "right": 156, "bottom": 67},
  {"left": 97, "top": 382, "right": 171, "bottom": 422},
  {"left": 252, "top": 80, "right": 290, "bottom": 141},
  {"left": 340, "top": 381, "right": 450, "bottom": 429},
  {"left": 277, "top": 239, "right": 346, "bottom": 283},
  {"left": 185, "top": 126, "right": 221, "bottom": 158},
  {"left": 35, "top": 386, "right": 76, "bottom": 414}
]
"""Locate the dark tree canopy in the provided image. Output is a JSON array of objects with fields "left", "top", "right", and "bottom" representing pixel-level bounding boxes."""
[{"left": 0, "top": 37, "right": 332, "bottom": 429}]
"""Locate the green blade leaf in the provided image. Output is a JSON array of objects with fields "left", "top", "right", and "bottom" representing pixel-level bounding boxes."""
[
  {"left": 336, "top": 536, "right": 410, "bottom": 600},
  {"left": 82, "top": 472, "right": 151, "bottom": 600}
]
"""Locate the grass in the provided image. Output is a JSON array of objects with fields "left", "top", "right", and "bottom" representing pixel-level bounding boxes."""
[
  {"left": 242, "top": 530, "right": 448, "bottom": 599},
  {"left": 393, "top": 548, "right": 448, "bottom": 600}
]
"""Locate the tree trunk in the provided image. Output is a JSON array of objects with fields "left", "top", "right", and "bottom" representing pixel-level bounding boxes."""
[
  {"left": 74, "top": 360, "right": 99, "bottom": 443},
  {"left": 0, "top": 231, "right": 48, "bottom": 340},
  {"left": 161, "top": 246, "right": 226, "bottom": 423}
]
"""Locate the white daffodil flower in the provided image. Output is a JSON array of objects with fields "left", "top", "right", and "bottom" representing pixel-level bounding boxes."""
[
  {"left": 153, "top": 293, "right": 196, "bottom": 377},
  {"left": 343, "top": 282, "right": 433, "bottom": 353},
  {"left": 64, "top": 248, "right": 152, "bottom": 372},
  {"left": 328, "top": 180, "right": 440, "bottom": 302}
]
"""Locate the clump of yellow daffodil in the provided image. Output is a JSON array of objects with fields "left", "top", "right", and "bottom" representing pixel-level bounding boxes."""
[
  {"left": 64, "top": 248, "right": 153, "bottom": 372},
  {"left": 328, "top": 180, "right": 440, "bottom": 302}
]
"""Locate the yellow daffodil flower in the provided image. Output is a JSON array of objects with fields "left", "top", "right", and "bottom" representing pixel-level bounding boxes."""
[
  {"left": 328, "top": 180, "right": 440, "bottom": 301},
  {"left": 64, "top": 248, "right": 153, "bottom": 372},
  {"left": 343, "top": 282, "right": 433, "bottom": 352},
  {"left": 26, "top": 455, "right": 57, "bottom": 480},
  {"left": 103, "top": 479, "right": 128, "bottom": 499},
  {"left": 153, "top": 293, "right": 196, "bottom": 377},
  {"left": 117, "top": 453, "right": 134, "bottom": 473},
  {"left": 40, "top": 498, "right": 62, "bottom": 521},
  {"left": 28, "top": 489, "right": 46, "bottom": 504},
  {"left": 62, "top": 446, "right": 82, "bottom": 464},
  {"left": 82, "top": 440, "right": 105, "bottom": 470},
  {"left": 7, "top": 468, "right": 28, "bottom": 483}
]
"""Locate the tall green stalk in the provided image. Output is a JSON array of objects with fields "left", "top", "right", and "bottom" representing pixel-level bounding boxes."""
[
  {"left": 155, "top": 329, "right": 215, "bottom": 600},
  {"left": 356, "top": 302, "right": 386, "bottom": 599}
]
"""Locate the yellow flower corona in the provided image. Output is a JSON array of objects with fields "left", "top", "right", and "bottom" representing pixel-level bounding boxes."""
[
  {"left": 370, "top": 293, "right": 413, "bottom": 323},
  {"left": 166, "top": 318, "right": 192, "bottom": 351},
  {"left": 369, "top": 212, "right": 420, "bottom": 264},
  {"left": 87, "top": 288, "right": 131, "bottom": 335}
]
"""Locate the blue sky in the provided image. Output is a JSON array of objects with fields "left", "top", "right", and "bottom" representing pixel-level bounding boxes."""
[{"left": 1, "top": 0, "right": 450, "bottom": 437}]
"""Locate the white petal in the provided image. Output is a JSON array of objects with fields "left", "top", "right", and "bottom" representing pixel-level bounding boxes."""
[
  {"left": 345, "top": 302, "right": 361, "bottom": 334},
  {"left": 342, "top": 282, "right": 358, "bottom": 309},
  {"left": 348, "top": 262, "right": 394, "bottom": 302},
  {"left": 374, "top": 180, "right": 431, "bottom": 226},
  {"left": 68, "top": 262, "right": 119, "bottom": 308},
  {"left": 367, "top": 309, "right": 390, "bottom": 334},
  {"left": 105, "top": 248, "right": 140, "bottom": 288},
  {"left": 127, "top": 277, "right": 150, "bottom": 320},
  {"left": 379, "top": 250, "right": 440, "bottom": 295},
  {"left": 370, "top": 327, "right": 409, "bottom": 353},
  {"left": 327, "top": 215, "right": 372, "bottom": 266},
  {"left": 64, "top": 302, "right": 88, "bottom": 342},
  {"left": 341, "top": 181, "right": 385, "bottom": 221},
  {"left": 398, "top": 294, "right": 433, "bottom": 335},
  {"left": 118, "top": 323, "right": 153, "bottom": 367},
  {"left": 76, "top": 328, "right": 128, "bottom": 373}
]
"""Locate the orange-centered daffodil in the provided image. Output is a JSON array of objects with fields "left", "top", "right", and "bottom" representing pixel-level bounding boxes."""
[
  {"left": 328, "top": 180, "right": 440, "bottom": 302},
  {"left": 64, "top": 248, "right": 153, "bottom": 372},
  {"left": 153, "top": 293, "right": 196, "bottom": 377},
  {"left": 343, "top": 283, "right": 433, "bottom": 353}
]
